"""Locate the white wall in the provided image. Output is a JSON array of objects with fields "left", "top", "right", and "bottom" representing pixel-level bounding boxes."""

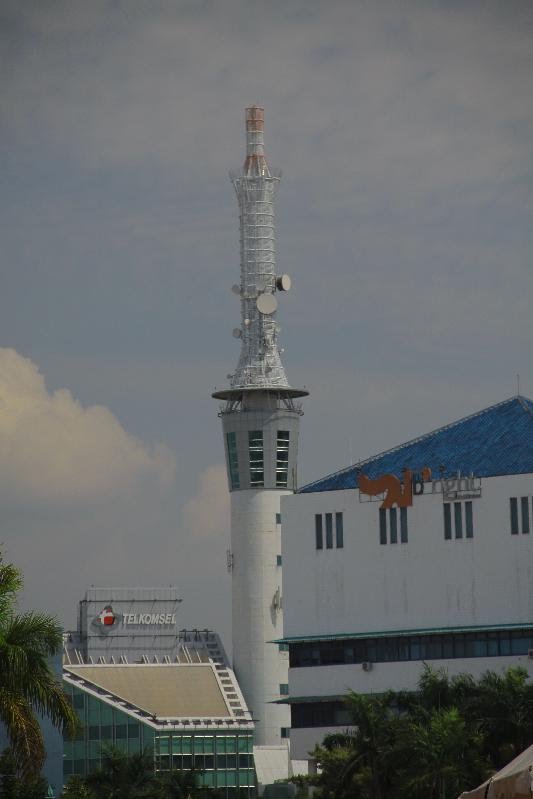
[{"left": 282, "top": 473, "right": 533, "bottom": 638}]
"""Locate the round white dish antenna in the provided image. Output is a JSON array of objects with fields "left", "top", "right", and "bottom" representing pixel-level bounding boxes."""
[
  {"left": 231, "top": 284, "right": 241, "bottom": 295},
  {"left": 232, "top": 328, "right": 242, "bottom": 339},
  {"left": 243, "top": 318, "right": 251, "bottom": 326},
  {"left": 276, "top": 274, "right": 291, "bottom": 292},
  {"left": 256, "top": 293, "right": 278, "bottom": 315}
]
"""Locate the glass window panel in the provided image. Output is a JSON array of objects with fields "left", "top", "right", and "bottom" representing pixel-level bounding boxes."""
[
  {"left": 465, "top": 501, "right": 474, "bottom": 538},
  {"left": 171, "top": 737, "right": 181, "bottom": 754},
  {"left": 473, "top": 636, "right": 488, "bottom": 657},
  {"left": 181, "top": 755, "right": 192, "bottom": 769},
  {"left": 101, "top": 725, "right": 112, "bottom": 741},
  {"left": 73, "top": 693, "right": 85, "bottom": 710},
  {"left": 276, "top": 554, "right": 282, "bottom": 566},
  {"left": 73, "top": 759, "right": 86, "bottom": 776},
  {"left": 88, "top": 726, "right": 99, "bottom": 740},
  {"left": 63, "top": 760, "right": 73, "bottom": 776},
  {"left": 335, "top": 512, "right": 344, "bottom": 548},
  {"left": 511, "top": 632, "right": 527, "bottom": 655},
  {"left": 128, "top": 724, "right": 139, "bottom": 739},
  {"left": 172, "top": 755, "right": 182, "bottom": 769},
  {"left": 442, "top": 636, "right": 454, "bottom": 659},
  {"left": 182, "top": 737, "right": 192, "bottom": 754},
  {"left": 510, "top": 497, "right": 519, "bottom": 534},
  {"left": 389, "top": 508, "right": 398, "bottom": 544},
  {"left": 454, "top": 503, "right": 463, "bottom": 538},
  {"left": 193, "top": 737, "right": 204, "bottom": 753},
  {"left": 487, "top": 633, "right": 499, "bottom": 656},
  {"left": 499, "top": 633, "right": 511, "bottom": 655},
  {"left": 379, "top": 508, "right": 387, "bottom": 545},
  {"left": 226, "top": 755, "right": 237, "bottom": 769},
  {"left": 315, "top": 514, "right": 323, "bottom": 550},
  {"left": 249, "top": 430, "right": 264, "bottom": 487},
  {"left": 237, "top": 737, "right": 248, "bottom": 753},
  {"left": 226, "top": 770, "right": 237, "bottom": 786},
  {"left": 203, "top": 736, "right": 214, "bottom": 753},
  {"left": 239, "top": 754, "right": 251, "bottom": 769},
  {"left": 217, "top": 755, "right": 226, "bottom": 769},
  {"left": 128, "top": 738, "right": 140, "bottom": 754},
  {"left": 521, "top": 497, "right": 530, "bottom": 534},
  {"left": 400, "top": 507, "right": 408, "bottom": 543},
  {"left": 226, "top": 432, "right": 240, "bottom": 489},
  {"left": 444, "top": 504, "right": 452, "bottom": 540},
  {"left": 464, "top": 634, "right": 476, "bottom": 657},
  {"left": 159, "top": 755, "right": 170, "bottom": 771},
  {"left": 158, "top": 736, "right": 170, "bottom": 754},
  {"left": 325, "top": 513, "right": 333, "bottom": 548},
  {"left": 115, "top": 724, "right": 127, "bottom": 740},
  {"left": 204, "top": 754, "right": 214, "bottom": 769},
  {"left": 276, "top": 512, "right": 282, "bottom": 525},
  {"left": 216, "top": 737, "right": 226, "bottom": 753},
  {"left": 410, "top": 637, "right": 421, "bottom": 660}
]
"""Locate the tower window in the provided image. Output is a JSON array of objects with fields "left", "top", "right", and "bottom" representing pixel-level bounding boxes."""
[
  {"left": 226, "top": 432, "right": 240, "bottom": 489},
  {"left": 315, "top": 513, "right": 344, "bottom": 550},
  {"left": 276, "top": 431, "right": 290, "bottom": 487},
  {"left": 248, "top": 430, "right": 264, "bottom": 487}
]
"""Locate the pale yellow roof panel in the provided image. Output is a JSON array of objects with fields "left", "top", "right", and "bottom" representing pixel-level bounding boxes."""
[{"left": 65, "top": 664, "right": 230, "bottom": 719}]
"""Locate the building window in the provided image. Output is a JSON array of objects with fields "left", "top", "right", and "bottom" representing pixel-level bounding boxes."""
[
  {"left": 315, "top": 514, "right": 323, "bottom": 550},
  {"left": 280, "top": 727, "right": 290, "bottom": 739},
  {"left": 316, "top": 513, "right": 344, "bottom": 550},
  {"left": 278, "top": 642, "right": 289, "bottom": 652},
  {"left": 510, "top": 496, "right": 532, "bottom": 535},
  {"left": 380, "top": 508, "right": 408, "bottom": 544},
  {"left": 276, "top": 555, "right": 282, "bottom": 566},
  {"left": 335, "top": 512, "right": 344, "bottom": 548},
  {"left": 279, "top": 684, "right": 289, "bottom": 696},
  {"left": 444, "top": 501, "right": 474, "bottom": 539},
  {"left": 276, "top": 431, "right": 290, "bottom": 487},
  {"left": 226, "top": 432, "right": 240, "bottom": 489},
  {"left": 289, "top": 626, "right": 533, "bottom": 668},
  {"left": 275, "top": 513, "right": 281, "bottom": 525},
  {"left": 248, "top": 430, "right": 264, "bottom": 486},
  {"left": 325, "top": 513, "right": 333, "bottom": 549}
]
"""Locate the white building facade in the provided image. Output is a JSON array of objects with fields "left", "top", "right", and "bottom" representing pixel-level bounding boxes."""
[{"left": 280, "top": 397, "right": 533, "bottom": 760}]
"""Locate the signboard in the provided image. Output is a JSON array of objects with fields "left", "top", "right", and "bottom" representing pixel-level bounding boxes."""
[
  {"left": 358, "top": 468, "right": 481, "bottom": 508},
  {"left": 91, "top": 604, "right": 176, "bottom": 635}
]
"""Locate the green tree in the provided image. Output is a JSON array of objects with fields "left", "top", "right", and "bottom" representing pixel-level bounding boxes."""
[
  {"left": 0, "top": 556, "right": 78, "bottom": 776},
  {"left": 0, "top": 748, "right": 49, "bottom": 799},
  {"left": 84, "top": 745, "right": 157, "bottom": 799},
  {"left": 61, "top": 774, "right": 96, "bottom": 798}
]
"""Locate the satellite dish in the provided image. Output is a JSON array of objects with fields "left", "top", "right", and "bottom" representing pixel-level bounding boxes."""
[
  {"left": 243, "top": 318, "right": 251, "bottom": 326},
  {"left": 232, "top": 328, "right": 242, "bottom": 339},
  {"left": 256, "top": 293, "right": 278, "bottom": 315},
  {"left": 276, "top": 274, "right": 291, "bottom": 292},
  {"left": 231, "top": 284, "right": 241, "bottom": 295}
]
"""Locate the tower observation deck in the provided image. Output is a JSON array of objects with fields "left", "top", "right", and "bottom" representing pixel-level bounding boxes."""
[{"left": 212, "top": 107, "right": 307, "bottom": 746}]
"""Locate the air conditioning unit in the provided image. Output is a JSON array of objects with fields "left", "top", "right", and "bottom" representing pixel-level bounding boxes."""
[
  {"left": 527, "top": 649, "right": 533, "bottom": 659},
  {"left": 362, "top": 661, "right": 373, "bottom": 672}
]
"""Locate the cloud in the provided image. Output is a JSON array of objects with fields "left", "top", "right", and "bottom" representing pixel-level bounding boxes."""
[
  {"left": 182, "top": 464, "right": 229, "bottom": 540},
  {"left": 0, "top": 347, "right": 175, "bottom": 508}
]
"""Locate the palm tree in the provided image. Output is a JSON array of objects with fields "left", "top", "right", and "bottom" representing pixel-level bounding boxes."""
[
  {"left": 0, "top": 555, "right": 78, "bottom": 776},
  {"left": 85, "top": 745, "right": 157, "bottom": 799}
]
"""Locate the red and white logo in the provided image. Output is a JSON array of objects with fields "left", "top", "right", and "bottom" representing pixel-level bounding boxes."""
[{"left": 96, "top": 605, "right": 116, "bottom": 627}]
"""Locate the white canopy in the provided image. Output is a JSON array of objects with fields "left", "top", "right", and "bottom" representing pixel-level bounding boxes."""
[{"left": 459, "top": 744, "right": 533, "bottom": 799}]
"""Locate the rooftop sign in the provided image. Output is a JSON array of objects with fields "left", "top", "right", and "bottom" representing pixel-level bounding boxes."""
[{"left": 358, "top": 468, "right": 481, "bottom": 508}]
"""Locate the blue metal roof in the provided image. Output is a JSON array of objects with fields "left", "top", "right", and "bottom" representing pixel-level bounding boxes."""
[{"left": 299, "top": 396, "right": 533, "bottom": 493}]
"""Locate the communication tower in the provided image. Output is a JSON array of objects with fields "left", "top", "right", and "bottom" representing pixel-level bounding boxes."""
[{"left": 213, "top": 107, "right": 307, "bottom": 745}]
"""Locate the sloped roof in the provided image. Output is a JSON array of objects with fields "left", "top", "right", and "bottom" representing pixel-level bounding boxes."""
[
  {"left": 65, "top": 664, "right": 229, "bottom": 719},
  {"left": 299, "top": 396, "right": 533, "bottom": 494}
]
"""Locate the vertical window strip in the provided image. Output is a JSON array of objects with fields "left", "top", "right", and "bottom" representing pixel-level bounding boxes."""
[
  {"left": 325, "top": 513, "right": 333, "bottom": 549},
  {"left": 389, "top": 508, "right": 398, "bottom": 544},
  {"left": 521, "top": 497, "right": 530, "bottom": 534},
  {"left": 248, "top": 430, "right": 264, "bottom": 487},
  {"left": 510, "top": 498, "right": 519, "bottom": 535},
  {"left": 226, "top": 432, "right": 240, "bottom": 489},
  {"left": 465, "top": 501, "right": 473, "bottom": 539},
  {"left": 400, "top": 507, "right": 408, "bottom": 543},
  {"left": 276, "top": 431, "right": 290, "bottom": 488},
  {"left": 444, "top": 504, "right": 452, "bottom": 540},
  {"left": 379, "top": 508, "right": 387, "bottom": 545},
  {"left": 315, "top": 515, "right": 323, "bottom": 550},
  {"left": 335, "top": 512, "right": 344, "bottom": 548},
  {"left": 454, "top": 502, "right": 463, "bottom": 539}
]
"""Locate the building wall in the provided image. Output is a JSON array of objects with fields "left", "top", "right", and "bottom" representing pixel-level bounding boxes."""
[
  {"left": 281, "top": 471, "right": 533, "bottom": 759},
  {"left": 282, "top": 473, "right": 533, "bottom": 638}
]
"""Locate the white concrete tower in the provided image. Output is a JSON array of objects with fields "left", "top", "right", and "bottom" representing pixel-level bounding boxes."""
[{"left": 213, "top": 107, "right": 307, "bottom": 746}]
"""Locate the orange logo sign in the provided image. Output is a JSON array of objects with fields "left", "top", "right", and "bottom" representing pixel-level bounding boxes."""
[{"left": 358, "top": 467, "right": 432, "bottom": 509}]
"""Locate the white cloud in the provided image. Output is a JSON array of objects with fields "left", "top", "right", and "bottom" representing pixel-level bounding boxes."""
[
  {"left": 182, "top": 464, "right": 229, "bottom": 540},
  {"left": 0, "top": 347, "right": 175, "bottom": 507}
]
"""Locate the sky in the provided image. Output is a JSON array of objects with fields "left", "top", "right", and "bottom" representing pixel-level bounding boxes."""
[{"left": 1, "top": 0, "right": 532, "bottom": 646}]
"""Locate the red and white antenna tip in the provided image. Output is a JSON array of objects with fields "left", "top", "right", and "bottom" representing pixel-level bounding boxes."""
[{"left": 244, "top": 106, "right": 269, "bottom": 175}]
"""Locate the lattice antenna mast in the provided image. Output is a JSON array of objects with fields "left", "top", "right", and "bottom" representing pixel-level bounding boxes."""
[{"left": 229, "top": 106, "right": 291, "bottom": 390}]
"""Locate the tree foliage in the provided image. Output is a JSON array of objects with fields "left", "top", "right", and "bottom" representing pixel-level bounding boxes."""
[
  {"left": 0, "top": 554, "right": 78, "bottom": 777},
  {"left": 311, "top": 665, "right": 533, "bottom": 799}
]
